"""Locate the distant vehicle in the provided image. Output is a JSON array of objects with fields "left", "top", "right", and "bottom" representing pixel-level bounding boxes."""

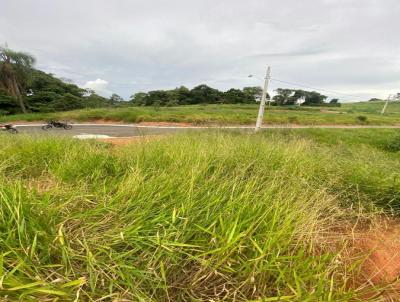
[
  {"left": 0, "top": 124, "right": 18, "bottom": 134},
  {"left": 42, "top": 120, "right": 72, "bottom": 130}
]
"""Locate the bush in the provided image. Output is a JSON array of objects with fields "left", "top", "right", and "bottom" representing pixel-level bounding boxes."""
[
  {"left": 165, "top": 99, "right": 179, "bottom": 107},
  {"left": 288, "top": 116, "right": 299, "bottom": 123},
  {"left": 386, "top": 135, "right": 400, "bottom": 152},
  {"left": 356, "top": 115, "right": 368, "bottom": 123}
]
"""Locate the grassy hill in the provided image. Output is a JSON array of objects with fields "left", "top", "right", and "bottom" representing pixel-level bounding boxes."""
[
  {"left": 341, "top": 100, "right": 400, "bottom": 114},
  {"left": 1, "top": 101, "right": 400, "bottom": 125}
]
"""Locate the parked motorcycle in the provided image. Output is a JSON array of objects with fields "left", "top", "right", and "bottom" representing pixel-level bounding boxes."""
[
  {"left": 42, "top": 120, "right": 72, "bottom": 130},
  {"left": 0, "top": 124, "right": 18, "bottom": 134}
]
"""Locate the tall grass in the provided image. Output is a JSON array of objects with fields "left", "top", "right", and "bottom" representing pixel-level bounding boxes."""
[
  {"left": 0, "top": 130, "right": 399, "bottom": 300},
  {"left": 1, "top": 102, "right": 400, "bottom": 125}
]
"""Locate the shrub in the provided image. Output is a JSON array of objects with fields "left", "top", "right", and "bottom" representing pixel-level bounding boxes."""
[
  {"left": 386, "top": 135, "right": 400, "bottom": 152},
  {"left": 356, "top": 115, "right": 368, "bottom": 123}
]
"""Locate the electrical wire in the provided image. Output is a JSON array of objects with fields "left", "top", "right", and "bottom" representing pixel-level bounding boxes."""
[{"left": 270, "top": 78, "right": 368, "bottom": 101}]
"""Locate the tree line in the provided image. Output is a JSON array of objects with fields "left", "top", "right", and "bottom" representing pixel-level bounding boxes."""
[
  {"left": 0, "top": 46, "right": 116, "bottom": 115},
  {"left": 129, "top": 86, "right": 339, "bottom": 107},
  {"left": 1, "top": 46, "right": 340, "bottom": 115},
  {"left": 129, "top": 86, "right": 265, "bottom": 106}
]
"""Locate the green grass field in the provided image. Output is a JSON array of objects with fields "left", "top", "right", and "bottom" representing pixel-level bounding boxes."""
[
  {"left": 1, "top": 129, "right": 400, "bottom": 301},
  {"left": 1, "top": 101, "right": 400, "bottom": 125}
]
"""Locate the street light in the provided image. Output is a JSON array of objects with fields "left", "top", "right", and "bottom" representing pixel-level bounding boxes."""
[{"left": 248, "top": 74, "right": 262, "bottom": 80}]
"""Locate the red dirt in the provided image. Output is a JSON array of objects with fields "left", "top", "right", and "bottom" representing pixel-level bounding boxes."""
[
  {"left": 348, "top": 219, "right": 400, "bottom": 300},
  {"left": 358, "top": 227, "right": 400, "bottom": 284}
]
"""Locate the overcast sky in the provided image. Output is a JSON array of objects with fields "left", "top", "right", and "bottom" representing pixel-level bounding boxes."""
[{"left": 1, "top": 0, "right": 399, "bottom": 101}]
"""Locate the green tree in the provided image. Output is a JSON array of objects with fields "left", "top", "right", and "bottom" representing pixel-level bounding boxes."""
[
  {"left": 0, "top": 88, "right": 19, "bottom": 114},
  {"left": 49, "top": 93, "right": 84, "bottom": 111},
  {"left": 84, "top": 93, "right": 112, "bottom": 108},
  {"left": 304, "top": 91, "right": 327, "bottom": 105},
  {"left": 109, "top": 93, "right": 124, "bottom": 105},
  {"left": 0, "top": 46, "right": 35, "bottom": 113},
  {"left": 130, "top": 92, "right": 148, "bottom": 105},
  {"left": 146, "top": 90, "right": 170, "bottom": 106},
  {"left": 289, "top": 90, "right": 308, "bottom": 105},
  {"left": 170, "top": 86, "right": 191, "bottom": 105},
  {"left": 272, "top": 89, "right": 327, "bottom": 106},
  {"left": 329, "top": 98, "right": 341, "bottom": 107},
  {"left": 25, "top": 69, "right": 111, "bottom": 112},
  {"left": 242, "top": 86, "right": 266, "bottom": 102},
  {"left": 26, "top": 69, "right": 87, "bottom": 112},
  {"left": 27, "top": 91, "right": 62, "bottom": 112},
  {"left": 223, "top": 88, "right": 249, "bottom": 103},
  {"left": 84, "top": 88, "right": 96, "bottom": 96},
  {"left": 273, "top": 88, "right": 294, "bottom": 105},
  {"left": 190, "top": 85, "right": 222, "bottom": 104}
]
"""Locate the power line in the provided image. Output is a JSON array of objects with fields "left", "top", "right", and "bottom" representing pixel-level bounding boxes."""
[{"left": 270, "top": 78, "right": 368, "bottom": 101}]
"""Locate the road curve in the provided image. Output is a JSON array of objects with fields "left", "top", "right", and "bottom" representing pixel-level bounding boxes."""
[{"left": 10, "top": 123, "right": 400, "bottom": 138}]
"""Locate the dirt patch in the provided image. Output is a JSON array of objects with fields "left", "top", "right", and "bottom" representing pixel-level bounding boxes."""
[
  {"left": 345, "top": 219, "right": 400, "bottom": 300},
  {"left": 26, "top": 177, "right": 59, "bottom": 193},
  {"left": 357, "top": 225, "right": 400, "bottom": 284},
  {"left": 320, "top": 110, "right": 341, "bottom": 114}
]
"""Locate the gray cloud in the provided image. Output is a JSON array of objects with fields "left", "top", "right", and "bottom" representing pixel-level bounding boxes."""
[
  {"left": 1, "top": 0, "right": 399, "bottom": 100},
  {"left": 244, "top": 47, "right": 330, "bottom": 59}
]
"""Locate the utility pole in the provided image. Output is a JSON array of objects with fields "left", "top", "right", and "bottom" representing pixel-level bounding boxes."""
[
  {"left": 381, "top": 95, "right": 391, "bottom": 115},
  {"left": 255, "top": 66, "right": 271, "bottom": 131},
  {"left": 298, "top": 96, "right": 306, "bottom": 107}
]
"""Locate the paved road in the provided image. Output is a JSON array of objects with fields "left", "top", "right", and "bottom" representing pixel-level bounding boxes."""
[
  {"left": 13, "top": 123, "right": 400, "bottom": 138},
  {"left": 15, "top": 124, "right": 187, "bottom": 137}
]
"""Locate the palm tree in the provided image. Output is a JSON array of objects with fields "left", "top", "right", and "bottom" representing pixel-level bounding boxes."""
[{"left": 0, "top": 46, "right": 35, "bottom": 113}]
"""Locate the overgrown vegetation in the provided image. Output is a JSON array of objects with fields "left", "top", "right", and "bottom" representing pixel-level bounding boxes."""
[
  {"left": 2, "top": 102, "right": 400, "bottom": 125},
  {"left": 128, "top": 85, "right": 334, "bottom": 107},
  {"left": 130, "top": 85, "right": 264, "bottom": 106},
  {"left": 0, "top": 129, "right": 399, "bottom": 301},
  {"left": 269, "top": 88, "right": 334, "bottom": 106}
]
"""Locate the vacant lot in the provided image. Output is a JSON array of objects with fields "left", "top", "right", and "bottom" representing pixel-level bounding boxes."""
[
  {"left": 1, "top": 101, "right": 400, "bottom": 126},
  {"left": 1, "top": 129, "right": 400, "bottom": 301}
]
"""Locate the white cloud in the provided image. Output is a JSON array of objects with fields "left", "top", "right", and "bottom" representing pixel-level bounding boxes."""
[
  {"left": 1, "top": 0, "right": 399, "bottom": 101},
  {"left": 84, "top": 79, "right": 111, "bottom": 97}
]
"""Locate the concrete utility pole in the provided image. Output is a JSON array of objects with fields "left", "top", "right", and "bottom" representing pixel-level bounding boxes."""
[
  {"left": 381, "top": 95, "right": 392, "bottom": 115},
  {"left": 255, "top": 66, "right": 271, "bottom": 131},
  {"left": 297, "top": 96, "right": 306, "bottom": 107}
]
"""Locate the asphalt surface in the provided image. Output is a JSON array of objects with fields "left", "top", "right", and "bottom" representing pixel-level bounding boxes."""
[
  {"left": 12, "top": 123, "right": 400, "bottom": 138},
  {"left": 15, "top": 124, "right": 186, "bottom": 137}
]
